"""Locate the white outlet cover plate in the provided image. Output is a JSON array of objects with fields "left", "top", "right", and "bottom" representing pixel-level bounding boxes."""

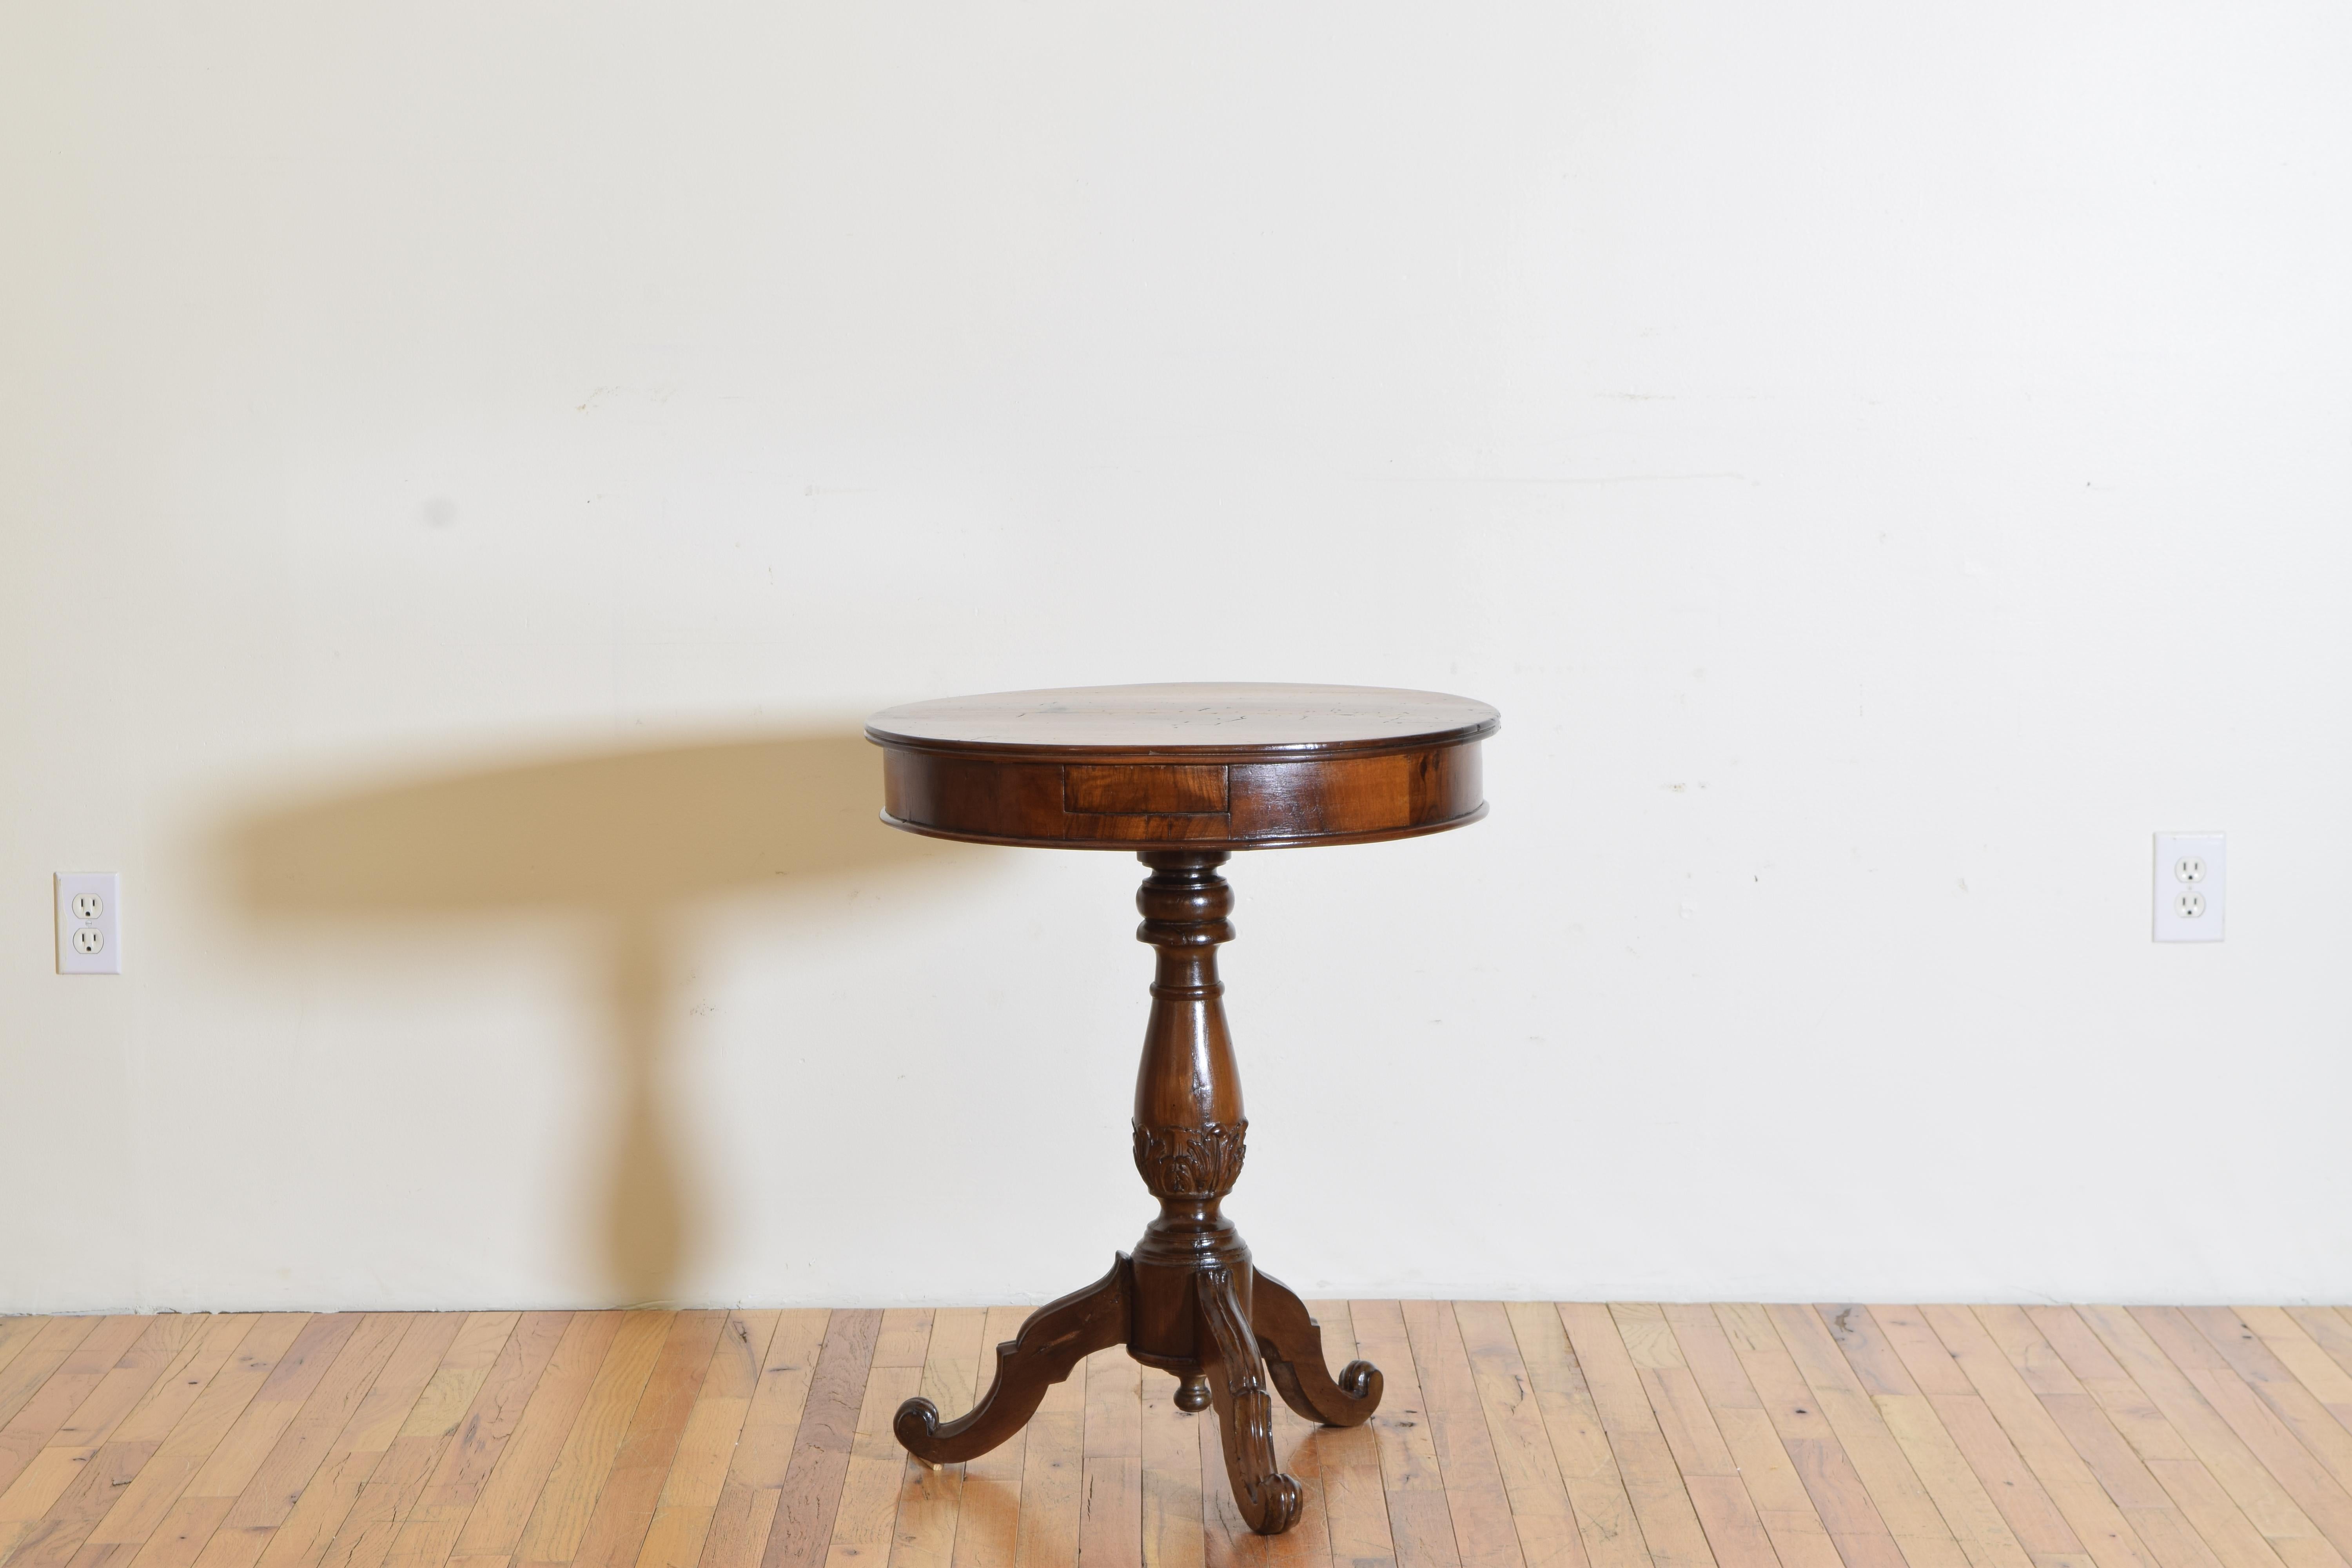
[
  {"left": 2153, "top": 833, "right": 2225, "bottom": 943},
  {"left": 56, "top": 872, "right": 122, "bottom": 974}
]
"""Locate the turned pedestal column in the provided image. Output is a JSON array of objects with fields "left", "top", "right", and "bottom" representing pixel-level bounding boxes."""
[{"left": 866, "top": 682, "right": 1497, "bottom": 1536}]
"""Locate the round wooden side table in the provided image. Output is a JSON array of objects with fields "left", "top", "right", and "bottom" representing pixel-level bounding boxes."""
[{"left": 865, "top": 682, "right": 1499, "bottom": 1535}]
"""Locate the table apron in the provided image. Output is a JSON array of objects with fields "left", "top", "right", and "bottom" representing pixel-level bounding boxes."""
[{"left": 877, "top": 743, "right": 1483, "bottom": 848}]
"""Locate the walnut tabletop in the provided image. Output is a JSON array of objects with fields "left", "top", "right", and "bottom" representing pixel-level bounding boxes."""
[
  {"left": 865, "top": 681, "right": 1498, "bottom": 1535},
  {"left": 865, "top": 681, "right": 1499, "bottom": 850}
]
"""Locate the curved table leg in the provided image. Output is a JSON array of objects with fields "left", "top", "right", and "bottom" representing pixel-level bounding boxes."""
[
  {"left": 1197, "top": 1265, "right": 1304, "bottom": 1536},
  {"left": 895, "top": 1254, "right": 1131, "bottom": 1463},
  {"left": 1252, "top": 1268, "right": 1383, "bottom": 1428}
]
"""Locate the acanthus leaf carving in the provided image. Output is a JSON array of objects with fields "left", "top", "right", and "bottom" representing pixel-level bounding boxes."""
[{"left": 1132, "top": 1118, "right": 1247, "bottom": 1200}]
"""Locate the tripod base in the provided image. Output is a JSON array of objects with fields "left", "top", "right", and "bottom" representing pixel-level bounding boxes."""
[
  {"left": 890, "top": 849, "right": 1384, "bottom": 1536},
  {"left": 893, "top": 1254, "right": 1378, "bottom": 1537}
]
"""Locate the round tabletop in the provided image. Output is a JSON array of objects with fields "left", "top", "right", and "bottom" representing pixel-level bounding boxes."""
[
  {"left": 866, "top": 683, "right": 1498, "bottom": 850},
  {"left": 866, "top": 682, "right": 1497, "bottom": 759}
]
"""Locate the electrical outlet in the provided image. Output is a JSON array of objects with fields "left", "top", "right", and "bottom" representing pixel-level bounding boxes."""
[
  {"left": 56, "top": 873, "right": 122, "bottom": 974},
  {"left": 2153, "top": 833, "right": 2224, "bottom": 943}
]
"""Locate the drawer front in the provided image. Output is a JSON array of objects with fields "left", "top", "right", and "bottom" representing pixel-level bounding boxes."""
[{"left": 1063, "top": 764, "right": 1230, "bottom": 816}]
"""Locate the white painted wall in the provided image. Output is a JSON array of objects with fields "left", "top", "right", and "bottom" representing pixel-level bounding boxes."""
[{"left": 5, "top": 0, "right": 2349, "bottom": 1313}]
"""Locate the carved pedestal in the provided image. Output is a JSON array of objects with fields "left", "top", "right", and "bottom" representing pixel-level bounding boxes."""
[{"left": 892, "top": 853, "right": 1380, "bottom": 1535}]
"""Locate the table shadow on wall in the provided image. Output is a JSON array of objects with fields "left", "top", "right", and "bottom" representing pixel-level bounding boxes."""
[{"left": 225, "top": 731, "right": 994, "bottom": 1306}]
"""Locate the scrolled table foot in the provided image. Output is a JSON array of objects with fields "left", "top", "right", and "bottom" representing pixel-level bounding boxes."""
[
  {"left": 893, "top": 1395, "right": 946, "bottom": 1448},
  {"left": 1197, "top": 1265, "right": 1304, "bottom": 1535},
  {"left": 1252, "top": 1267, "right": 1383, "bottom": 1427},
  {"left": 893, "top": 1253, "right": 1131, "bottom": 1464}
]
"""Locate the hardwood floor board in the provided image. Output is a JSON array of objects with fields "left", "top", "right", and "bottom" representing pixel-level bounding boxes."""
[
  {"left": 9, "top": 1434, "right": 169, "bottom": 1568},
  {"left": 311, "top": 1316, "right": 528, "bottom": 1568},
  {"left": 1400, "top": 1301, "right": 1523, "bottom": 1568},
  {"left": 457, "top": 1313, "right": 629, "bottom": 1565},
  {"left": 887, "top": 1307, "right": 985, "bottom": 1568},
  {"left": 1265, "top": 1369, "right": 1334, "bottom": 1568},
  {"left": 1868, "top": 1334, "right": 2061, "bottom": 1557},
  {"left": 1195, "top": 1405, "right": 1248, "bottom": 1568},
  {"left": 2223, "top": 1315, "right": 2352, "bottom": 1441},
  {"left": 1, "top": 1322, "right": 154, "bottom": 1498},
  {"left": 2004, "top": 1307, "right": 2287, "bottom": 1568},
  {"left": 2276, "top": 1321, "right": 2352, "bottom": 1393},
  {"left": 2120, "top": 1507, "right": 2234, "bottom": 1568},
  {"left": 1452, "top": 1301, "right": 1585, "bottom": 1568},
  {"left": 855, "top": 1322, "right": 919, "bottom": 1383},
  {"left": 189, "top": 1314, "right": 423, "bottom": 1568},
  {"left": 421, "top": 1312, "right": 575, "bottom": 1521},
  {"left": 1501, "top": 1302, "right": 1645, "bottom": 1568},
  {"left": 2069, "top": 1308, "right": 2347, "bottom": 1568},
  {"left": 1553, "top": 1307, "right": 1715, "bottom": 1568},
  {"left": 695, "top": 1310, "right": 824, "bottom": 1568},
  {"left": 2169, "top": 1316, "right": 2352, "bottom": 1515},
  {"left": 835, "top": 1310, "right": 940, "bottom": 1568},
  {"left": 1677, "top": 1478, "right": 1775, "bottom": 1568},
  {"left": 262, "top": 1316, "right": 481, "bottom": 1568},
  {"left": 1661, "top": 1306, "right": 1842, "bottom": 1568},
  {"left": 1352, "top": 1305, "right": 1446, "bottom": 1501},
  {"left": 2142, "top": 1459, "right": 2298, "bottom": 1568},
  {"left": 4, "top": 1317, "right": 249, "bottom": 1568},
  {"left": 636, "top": 1311, "right": 774, "bottom": 1568},
  {"left": 6, "top": 1304, "right": 2350, "bottom": 1568},
  {"left": 4, "top": 1316, "right": 201, "bottom": 1512},
  {"left": 108, "top": 1321, "right": 319, "bottom": 1568},
  {"left": 1076, "top": 1349, "right": 1141, "bottom": 1568},
  {"left": 572, "top": 1311, "right": 731, "bottom": 1568},
  {"left": 398, "top": 1321, "right": 525, "bottom": 1454},
  {"left": 374, "top": 1313, "right": 576, "bottom": 1568},
  {"left": 1711, "top": 1303, "right": 1902, "bottom": 1566},
  {"left": 1350, "top": 1301, "right": 1458, "bottom": 1568},
  {"left": 0, "top": 1323, "right": 113, "bottom": 1450},
  {"left": 1376, "top": 1490, "right": 1462, "bottom": 1568},
  {"left": 950, "top": 1306, "right": 1033, "bottom": 1568},
  {"left": 761, "top": 1311, "right": 880, "bottom": 1568},
  {"left": 1307, "top": 1302, "right": 1394, "bottom": 1568},
  {"left": 1012, "top": 1342, "right": 1084, "bottom": 1568},
  {"left": 820, "top": 1318, "right": 928, "bottom": 1568},
  {"left": 122, "top": 1496, "right": 239, "bottom": 1568},
  {"left": 2178, "top": 1368, "right": 2352, "bottom": 1559},
  {"left": 1765, "top": 1305, "right": 1969, "bottom": 1568},
  {"left": 221, "top": 1315, "right": 418, "bottom": 1531},
  {"left": 1133, "top": 1351, "right": 1200, "bottom": 1568},
  {"left": 1912, "top": 1307, "right": 2159, "bottom": 1568},
  {"left": 511, "top": 1314, "right": 672, "bottom": 1568},
  {"left": 1815, "top": 1306, "right": 2034, "bottom": 1568},
  {"left": 1609, "top": 1305, "right": 1771, "bottom": 1568},
  {"left": 1867, "top": 1315, "right": 1971, "bottom": 1401},
  {"left": 64, "top": 1537, "right": 143, "bottom": 1568},
  {"left": 186, "top": 1318, "right": 373, "bottom": 1506},
  {"left": 0, "top": 1324, "right": 57, "bottom": 1392}
]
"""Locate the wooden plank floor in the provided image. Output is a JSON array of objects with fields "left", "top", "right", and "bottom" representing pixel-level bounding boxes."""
[{"left": 7, "top": 1306, "right": 2352, "bottom": 1568}]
